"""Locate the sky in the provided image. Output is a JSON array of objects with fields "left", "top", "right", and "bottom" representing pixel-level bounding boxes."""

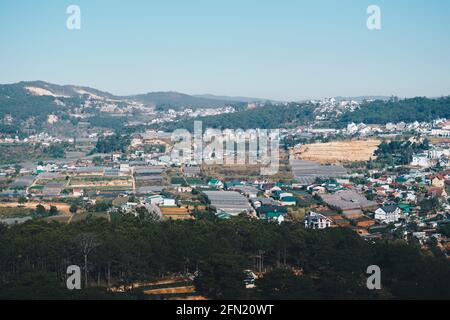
[{"left": 0, "top": 0, "right": 449, "bottom": 101}]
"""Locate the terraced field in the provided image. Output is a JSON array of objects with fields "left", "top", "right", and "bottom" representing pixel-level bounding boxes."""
[{"left": 291, "top": 139, "right": 381, "bottom": 164}]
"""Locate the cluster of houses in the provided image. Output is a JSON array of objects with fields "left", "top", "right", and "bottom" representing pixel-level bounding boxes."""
[
  {"left": 0, "top": 115, "right": 449, "bottom": 257},
  {"left": 345, "top": 119, "right": 450, "bottom": 138},
  {"left": 300, "top": 168, "right": 450, "bottom": 249},
  {"left": 0, "top": 132, "right": 73, "bottom": 145},
  {"left": 148, "top": 106, "right": 236, "bottom": 125},
  {"left": 281, "top": 118, "right": 450, "bottom": 142}
]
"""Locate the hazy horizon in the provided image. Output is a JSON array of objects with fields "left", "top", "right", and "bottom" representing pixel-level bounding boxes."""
[{"left": 3, "top": 79, "right": 447, "bottom": 102}]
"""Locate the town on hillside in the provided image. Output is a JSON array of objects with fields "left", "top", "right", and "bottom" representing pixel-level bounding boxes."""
[{"left": 1, "top": 112, "right": 450, "bottom": 254}]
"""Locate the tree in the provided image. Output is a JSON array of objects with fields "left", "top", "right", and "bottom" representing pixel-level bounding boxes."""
[
  {"left": 256, "top": 268, "right": 316, "bottom": 299},
  {"left": 419, "top": 197, "right": 440, "bottom": 214},
  {"left": 136, "top": 206, "right": 160, "bottom": 222},
  {"left": 340, "top": 97, "right": 450, "bottom": 124},
  {"left": 440, "top": 223, "right": 450, "bottom": 238},
  {"left": 94, "top": 134, "right": 130, "bottom": 153},
  {"left": 74, "top": 233, "right": 101, "bottom": 288},
  {"left": 194, "top": 254, "right": 247, "bottom": 300},
  {"left": 49, "top": 206, "right": 59, "bottom": 216},
  {"left": 92, "top": 156, "right": 103, "bottom": 166},
  {"left": 35, "top": 204, "right": 47, "bottom": 216},
  {"left": 2, "top": 217, "right": 450, "bottom": 299},
  {"left": 91, "top": 200, "right": 112, "bottom": 213},
  {"left": 69, "top": 204, "right": 78, "bottom": 214},
  {"left": 14, "top": 164, "right": 21, "bottom": 175},
  {"left": 18, "top": 196, "right": 27, "bottom": 204}
]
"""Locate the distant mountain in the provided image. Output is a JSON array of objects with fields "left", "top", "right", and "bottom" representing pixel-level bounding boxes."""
[
  {"left": 0, "top": 81, "right": 252, "bottom": 133},
  {"left": 0, "top": 81, "right": 242, "bottom": 110},
  {"left": 15, "top": 80, "right": 117, "bottom": 100},
  {"left": 333, "top": 96, "right": 391, "bottom": 103},
  {"left": 128, "top": 91, "right": 235, "bottom": 109},
  {"left": 193, "top": 94, "right": 273, "bottom": 103}
]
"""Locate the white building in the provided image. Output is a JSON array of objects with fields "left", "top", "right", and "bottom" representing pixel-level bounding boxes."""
[
  {"left": 304, "top": 212, "right": 332, "bottom": 230},
  {"left": 431, "top": 128, "right": 450, "bottom": 137},
  {"left": 120, "top": 163, "right": 131, "bottom": 173},
  {"left": 411, "top": 154, "right": 431, "bottom": 168},
  {"left": 428, "top": 148, "right": 450, "bottom": 159},
  {"left": 160, "top": 198, "right": 176, "bottom": 207},
  {"left": 375, "top": 205, "right": 401, "bottom": 224}
]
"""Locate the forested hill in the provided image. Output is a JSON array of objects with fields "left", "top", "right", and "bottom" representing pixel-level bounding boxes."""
[
  {"left": 129, "top": 91, "right": 235, "bottom": 110},
  {"left": 1, "top": 217, "right": 450, "bottom": 299},
  {"left": 158, "top": 103, "right": 315, "bottom": 132},
  {"left": 340, "top": 97, "right": 450, "bottom": 124}
]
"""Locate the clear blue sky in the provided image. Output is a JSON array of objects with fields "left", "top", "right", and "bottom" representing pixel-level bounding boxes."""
[{"left": 1, "top": 0, "right": 449, "bottom": 100}]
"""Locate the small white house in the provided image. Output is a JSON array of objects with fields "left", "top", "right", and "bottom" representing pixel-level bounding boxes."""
[
  {"left": 279, "top": 196, "right": 297, "bottom": 206},
  {"left": 411, "top": 155, "right": 431, "bottom": 168},
  {"left": 304, "top": 212, "right": 332, "bottom": 230},
  {"left": 405, "top": 192, "right": 417, "bottom": 203},
  {"left": 375, "top": 205, "right": 401, "bottom": 224},
  {"left": 120, "top": 163, "right": 131, "bottom": 173},
  {"left": 161, "top": 198, "right": 176, "bottom": 207},
  {"left": 146, "top": 195, "right": 164, "bottom": 205},
  {"left": 177, "top": 186, "right": 193, "bottom": 193}
]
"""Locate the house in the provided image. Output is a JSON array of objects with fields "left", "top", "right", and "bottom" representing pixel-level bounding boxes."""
[
  {"left": 256, "top": 205, "right": 288, "bottom": 220},
  {"left": 279, "top": 196, "right": 297, "bottom": 206},
  {"left": 427, "top": 187, "right": 448, "bottom": 199},
  {"left": 259, "top": 183, "right": 276, "bottom": 192},
  {"left": 183, "top": 165, "right": 201, "bottom": 177},
  {"left": 304, "top": 212, "right": 333, "bottom": 229},
  {"left": 224, "top": 180, "right": 243, "bottom": 190},
  {"left": 430, "top": 174, "right": 446, "bottom": 188},
  {"left": 411, "top": 154, "right": 431, "bottom": 168},
  {"left": 229, "top": 185, "right": 259, "bottom": 198},
  {"left": 272, "top": 190, "right": 293, "bottom": 200},
  {"left": 250, "top": 198, "right": 278, "bottom": 208},
  {"left": 207, "top": 179, "right": 223, "bottom": 189},
  {"left": 375, "top": 205, "right": 401, "bottom": 224},
  {"left": 405, "top": 192, "right": 417, "bottom": 203},
  {"left": 311, "top": 186, "right": 326, "bottom": 195},
  {"left": 177, "top": 186, "right": 193, "bottom": 193},
  {"left": 72, "top": 188, "right": 83, "bottom": 197},
  {"left": 146, "top": 195, "right": 164, "bottom": 205},
  {"left": 160, "top": 198, "right": 177, "bottom": 207},
  {"left": 375, "top": 187, "right": 387, "bottom": 197},
  {"left": 119, "top": 164, "right": 131, "bottom": 173},
  {"left": 120, "top": 202, "right": 139, "bottom": 214}
]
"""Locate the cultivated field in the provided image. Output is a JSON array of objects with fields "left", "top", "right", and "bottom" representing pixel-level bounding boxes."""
[
  {"left": 291, "top": 139, "right": 381, "bottom": 164},
  {"left": 69, "top": 176, "right": 133, "bottom": 188},
  {"left": 0, "top": 201, "right": 73, "bottom": 214},
  {"left": 202, "top": 150, "right": 293, "bottom": 180}
]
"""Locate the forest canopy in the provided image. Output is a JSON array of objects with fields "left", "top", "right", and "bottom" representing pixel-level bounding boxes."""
[
  {"left": 340, "top": 97, "right": 450, "bottom": 124},
  {"left": 1, "top": 217, "right": 450, "bottom": 300}
]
